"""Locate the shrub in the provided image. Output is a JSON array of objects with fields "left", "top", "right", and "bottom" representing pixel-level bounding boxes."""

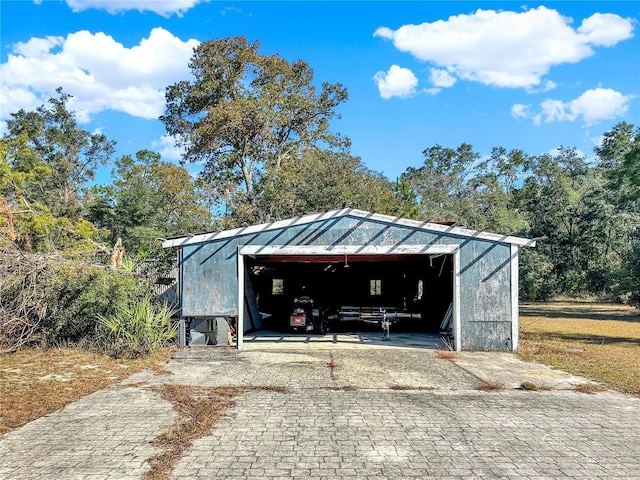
[
  {"left": 43, "top": 264, "right": 146, "bottom": 343},
  {"left": 0, "top": 249, "right": 155, "bottom": 353},
  {"left": 98, "top": 294, "right": 177, "bottom": 358}
]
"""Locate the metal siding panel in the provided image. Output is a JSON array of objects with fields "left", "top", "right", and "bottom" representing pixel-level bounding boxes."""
[
  {"left": 461, "top": 322, "right": 513, "bottom": 351},
  {"left": 181, "top": 240, "right": 239, "bottom": 316},
  {"left": 459, "top": 240, "right": 513, "bottom": 350}
]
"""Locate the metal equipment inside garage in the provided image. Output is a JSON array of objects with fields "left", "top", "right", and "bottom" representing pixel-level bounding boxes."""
[{"left": 162, "top": 209, "right": 535, "bottom": 352}]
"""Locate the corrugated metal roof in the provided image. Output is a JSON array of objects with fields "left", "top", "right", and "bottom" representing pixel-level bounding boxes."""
[{"left": 162, "top": 208, "right": 536, "bottom": 249}]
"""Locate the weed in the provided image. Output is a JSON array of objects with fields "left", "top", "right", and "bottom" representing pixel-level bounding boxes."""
[
  {"left": 389, "top": 385, "right": 435, "bottom": 391},
  {"left": 98, "top": 295, "right": 177, "bottom": 358},
  {"left": 327, "top": 361, "right": 338, "bottom": 369},
  {"left": 475, "top": 380, "right": 505, "bottom": 392},
  {"left": 322, "top": 386, "right": 359, "bottom": 391},
  {"left": 520, "top": 381, "right": 540, "bottom": 391},
  {"left": 252, "top": 386, "right": 289, "bottom": 393},
  {"left": 436, "top": 349, "right": 456, "bottom": 361},
  {"left": 144, "top": 385, "right": 288, "bottom": 480},
  {"left": 144, "top": 385, "right": 246, "bottom": 480},
  {"left": 573, "top": 383, "right": 608, "bottom": 395}
]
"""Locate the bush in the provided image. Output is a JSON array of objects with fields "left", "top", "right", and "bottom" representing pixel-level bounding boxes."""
[
  {"left": 43, "top": 264, "right": 146, "bottom": 342},
  {"left": 97, "top": 294, "right": 177, "bottom": 358},
  {"left": 0, "top": 248, "right": 164, "bottom": 354}
]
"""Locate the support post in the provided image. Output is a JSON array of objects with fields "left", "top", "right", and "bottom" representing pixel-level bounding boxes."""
[
  {"left": 237, "top": 251, "right": 244, "bottom": 351},
  {"left": 179, "top": 317, "right": 186, "bottom": 349},
  {"left": 177, "top": 248, "right": 185, "bottom": 348},
  {"left": 511, "top": 244, "right": 519, "bottom": 352},
  {"left": 453, "top": 249, "right": 461, "bottom": 352}
]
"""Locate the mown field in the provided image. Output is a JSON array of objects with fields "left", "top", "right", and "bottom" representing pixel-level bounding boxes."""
[{"left": 519, "top": 300, "right": 640, "bottom": 395}]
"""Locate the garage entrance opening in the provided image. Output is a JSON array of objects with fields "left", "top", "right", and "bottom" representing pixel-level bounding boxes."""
[{"left": 245, "top": 254, "right": 453, "bottom": 335}]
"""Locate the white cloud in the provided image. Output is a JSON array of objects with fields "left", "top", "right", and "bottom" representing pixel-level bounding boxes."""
[
  {"left": 374, "top": 6, "right": 634, "bottom": 90},
  {"left": 577, "top": 13, "right": 635, "bottom": 47},
  {"left": 511, "top": 103, "right": 531, "bottom": 120},
  {"left": 429, "top": 68, "right": 456, "bottom": 88},
  {"left": 561, "top": 88, "right": 633, "bottom": 125},
  {"left": 152, "top": 135, "right": 185, "bottom": 162},
  {"left": 1, "top": 28, "right": 199, "bottom": 122},
  {"left": 512, "top": 87, "right": 634, "bottom": 125},
  {"left": 528, "top": 80, "right": 559, "bottom": 93},
  {"left": 65, "top": 0, "right": 203, "bottom": 17},
  {"left": 373, "top": 65, "right": 418, "bottom": 99}
]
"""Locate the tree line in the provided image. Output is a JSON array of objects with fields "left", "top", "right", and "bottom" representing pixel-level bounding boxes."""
[{"left": 1, "top": 36, "right": 639, "bottom": 351}]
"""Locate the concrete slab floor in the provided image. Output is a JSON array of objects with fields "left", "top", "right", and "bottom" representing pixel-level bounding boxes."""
[
  {"left": 241, "top": 330, "right": 448, "bottom": 350},
  {"left": 1, "top": 345, "right": 639, "bottom": 480}
]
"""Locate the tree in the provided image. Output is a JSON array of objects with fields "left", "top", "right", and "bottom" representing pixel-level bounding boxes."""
[
  {"left": 595, "top": 122, "right": 640, "bottom": 302},
  {"left": 596, "top": 122, "right": 640, "bottom": 202},
  {"left": 1, "top": 91, "right": 113, "bottom": 253},
  {"left": 86, "top": 150, "right": 213, "bottom": 272},
  {"left": 516, "top": 146, "right": 638, "bottom": 297},
  {"left": 3, "top": 88, "right": 114, "bottom": 219},
  {"left": 469, "top": 147, "right": 528, "bottom": 233},
  {"left": 404, "top": 143, "right": 480, "bottom": 225},
  {"left": 161, "top": 37, "right": 348, "bottom": 220},
  {"left": 249, "top": 149, "right": 406, "bottom": 225}
]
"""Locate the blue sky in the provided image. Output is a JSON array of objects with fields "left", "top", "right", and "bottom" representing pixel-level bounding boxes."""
[{"left": 1, "top": 1, "right": 639, "bottom": 184}]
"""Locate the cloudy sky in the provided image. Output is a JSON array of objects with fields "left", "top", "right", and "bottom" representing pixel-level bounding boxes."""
[{"left": 1, "top": 1, "right": 638, "bottom": 183}]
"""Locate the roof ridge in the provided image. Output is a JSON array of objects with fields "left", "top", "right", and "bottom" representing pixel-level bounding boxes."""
[{"left": 162, "top": 209, "right": 535, "bottom": 248}]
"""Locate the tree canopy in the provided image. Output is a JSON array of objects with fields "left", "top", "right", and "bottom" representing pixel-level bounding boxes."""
[{"left": 161, "top": 36, "right": 348, "bottom": 219}]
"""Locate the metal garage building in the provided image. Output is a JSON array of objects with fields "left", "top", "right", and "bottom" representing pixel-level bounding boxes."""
[{"left": 162, "top": 209, "right": 535, "bottom": 352}]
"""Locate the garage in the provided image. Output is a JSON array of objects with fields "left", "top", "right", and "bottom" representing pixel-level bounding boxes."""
[
  {"left": 243, "top": 252, "right": 453, "bottom": 334},
  {"left": 162, "top": 209, "right": 535, "bottom": 352}
]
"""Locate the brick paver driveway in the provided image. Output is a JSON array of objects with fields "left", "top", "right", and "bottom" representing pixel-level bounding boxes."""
[{"left": 1, "top": 345, "right": 639, "bottom": 479}]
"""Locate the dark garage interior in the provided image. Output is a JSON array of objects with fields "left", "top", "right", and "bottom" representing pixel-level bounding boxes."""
[{"left": 245, "top": 254, "right": 453, "bottom": 334}]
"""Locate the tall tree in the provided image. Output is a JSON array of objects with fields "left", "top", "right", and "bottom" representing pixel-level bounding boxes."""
[
  {"left": 404, "top": 143, "right": 481, "bottom": 226},
  {"left": 596, "top": 122, "right": 640, "bottom": 202},
  {"left": 595, "top": 122, "right": 640, "bottom": 302},
  {"left": 469, "top": 147, "right": 528, "bottom": 233},
  {"left": 161, "top": 36, "right": 348, "bottom": 219},
  {"left": 3, "top": 88, "right": 114, "bottom": 219},
  {"left": 1, "top": 91, "right": 113, "bottom": 253}
]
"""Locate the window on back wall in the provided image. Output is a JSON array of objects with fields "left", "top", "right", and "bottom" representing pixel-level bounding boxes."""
[
  {"left": 370, "top": 279, "right": 382, "bottom": 296},
  {"left": 272, "top": 278, "right": 284, "bottom": 295}
]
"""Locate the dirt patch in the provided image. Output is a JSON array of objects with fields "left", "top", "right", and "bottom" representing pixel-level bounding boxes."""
[
  {"left": 0, "top": 347, "right": 174, "bottom": 437},
  {"left": 389, "top": 385, "right": 436, "bottom": 391},
  {"left": 144, "top": 385, "right": 246, "bottom": 480}
]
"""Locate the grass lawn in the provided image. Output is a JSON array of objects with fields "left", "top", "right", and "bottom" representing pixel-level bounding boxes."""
[
  {"left": 0, "top": 347, "right": 174, "bottom": 437},
  {"left": 519, "top": 300, "right": 640, "bottom": 396}
]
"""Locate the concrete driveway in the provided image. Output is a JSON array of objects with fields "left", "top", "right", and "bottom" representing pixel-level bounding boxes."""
[{"left": 1, "top": 341, "right": 639, "bottom": 479}]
